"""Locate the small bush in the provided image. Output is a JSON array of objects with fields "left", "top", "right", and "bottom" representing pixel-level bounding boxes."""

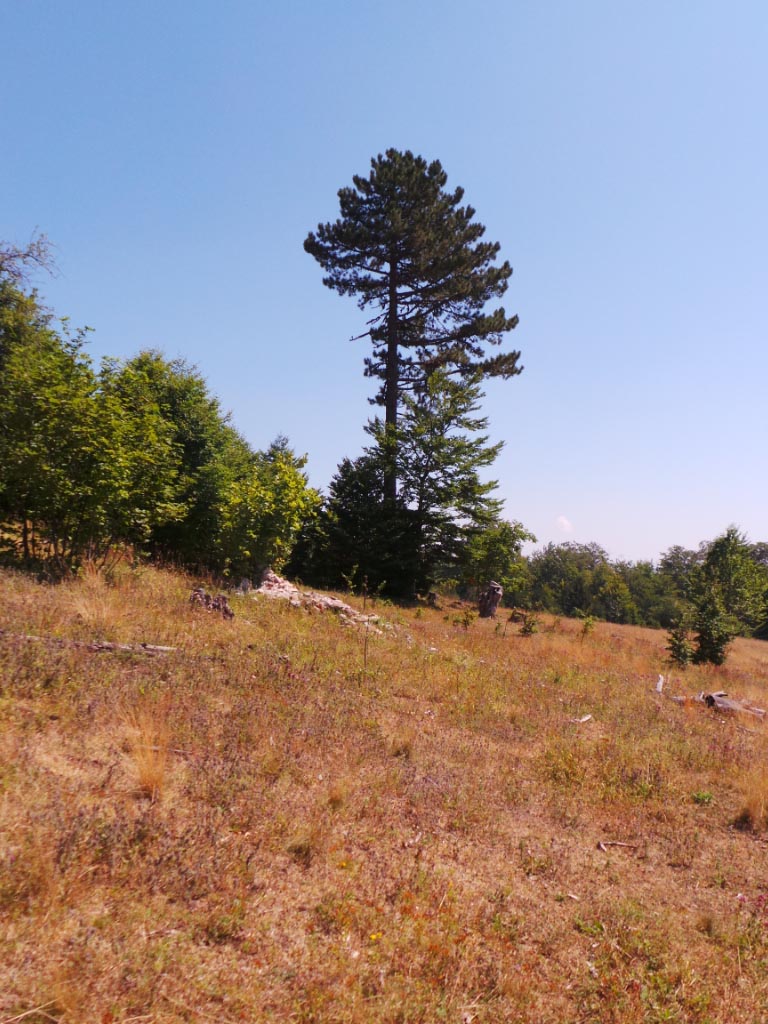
[
  {"left": 580, "top": 615, "right": 595, "bottom": 639},
  {"left": 666, "top": 621, "right": 693, "bottom": 666},
  {"left": 519, "top": 612, "right": 539, "bottom": 636},
  {"left": 390, "top": 729, "right": 415, "bottom": 760},
  {"left": 287, "top": 829, "right": 318, "bottom": 867},
  {"left": 692, "top": 604, "right": 735, "bottom": 665}
]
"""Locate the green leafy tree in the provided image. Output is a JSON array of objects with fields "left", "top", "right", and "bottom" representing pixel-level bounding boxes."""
[
  {"left": 658, "top": 544, "right": 707, "bottom": 601},
  {"left": 666, "top": 617, "right": 694, "bottom": 667},
  {"left": 0, "top": 307, "right": 99, "bottom": 562},
  {"left": 527, "top": 542, "right": 643, "bottom": 624},
  {"left": 102, "top": 351, "right": 253, "bottom": 568},
  {"left": 691, "top": 593, "right": 735, "bottom": 666},
  {"left": 0, "top": 280, "right": 51, "bottom": 367},
  {"left": 457, "top": 519, "right": 536, "bottom": 605},
  {"left": 529, "top": 543, "right": 608, "bottom": 617},
  {"left": 217, "top": 437, "right": 320, "bottom": 577},
  {"left": 0, "top": 291, "right": 179, "bottom": 567},
  {"left": 695, "top": 527, "right": 767, "bottom": 635},
  {"left": 670, "top": 528, "right": 768, "bottom": 666},
  {"left": 377, "top": 370, "right": 506, "bottom": 589},
  {"left": 103, "top": 355, "right": 320, "bottom": 577},
  {"left": 749, "top": 542, "right": 768, "bottom": 639},
  {"left": 0, "top": 299, "right": 318, "bottom": 576},
  {"left": 589, "top": 563, "right": 638, "bottom": 624},
  {"left": 616, "top": 560, "right": 680, "bottom": 628},
  {"left": 305, "top": 149, "right": 521, "bottom": 500}
]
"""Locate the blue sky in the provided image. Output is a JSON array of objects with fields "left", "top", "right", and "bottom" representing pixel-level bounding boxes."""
[{"left": 4, "top": 0, "right": 766, "bottom": 561}]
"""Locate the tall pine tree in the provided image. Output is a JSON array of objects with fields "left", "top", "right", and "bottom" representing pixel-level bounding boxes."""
[{"left": 304, "top": 149, "right": 522, "bottom": 500}]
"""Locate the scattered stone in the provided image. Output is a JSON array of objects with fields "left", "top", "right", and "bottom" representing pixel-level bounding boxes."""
[{"left": 255, "top": 570, "right": 304, "bottom": 607}]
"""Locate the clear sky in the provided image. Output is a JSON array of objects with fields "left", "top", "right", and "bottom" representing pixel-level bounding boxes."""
[{"left": 4, "top": 0, "right": 766, "bottom": 562}]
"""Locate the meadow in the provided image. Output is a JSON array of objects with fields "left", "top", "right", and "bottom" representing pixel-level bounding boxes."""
[{"left": 2, "top": 566, "right": 768, "bottom": 1023}]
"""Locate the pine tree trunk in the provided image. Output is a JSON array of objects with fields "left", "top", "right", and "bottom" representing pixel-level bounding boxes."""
[{"left": 383, "top": 259, "right": 399, "bottom": 503}]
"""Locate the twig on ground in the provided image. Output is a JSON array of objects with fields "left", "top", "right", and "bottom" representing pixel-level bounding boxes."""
[{"left": 1, "top": 1005, "right": 59, "bottom": 1024}]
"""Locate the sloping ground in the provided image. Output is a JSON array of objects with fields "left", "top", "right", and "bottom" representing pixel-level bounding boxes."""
[{"left": 2, "top": 567, "right": 768, "bottom": 1023}]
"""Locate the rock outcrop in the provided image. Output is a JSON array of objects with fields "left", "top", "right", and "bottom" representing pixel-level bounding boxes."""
[{"left": 254, "top": 570, "right": 382, "bottom": 630}]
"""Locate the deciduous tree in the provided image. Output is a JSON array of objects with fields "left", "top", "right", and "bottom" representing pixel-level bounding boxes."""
[
  {"left": 0, "top": 233, "right": 54, "bottom": 287},
  {"left": 0, "top": 291, "right": 179, "bottom": 567},
  {"left": 457, "top": 519, "right": 535, "bottom": 604},
  {"left": 217, "top": 437, "right": 320, "bottom": 578}
]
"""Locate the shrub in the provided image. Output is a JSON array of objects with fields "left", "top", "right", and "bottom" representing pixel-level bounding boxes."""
[
  {"left": 666, "top": 620, "right": 693, "bottom": 667},
  {"left": 692, "top": 596, "right": 736, "bottom": 666}
]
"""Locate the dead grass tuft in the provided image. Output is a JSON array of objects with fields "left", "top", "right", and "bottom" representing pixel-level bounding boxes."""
[
  {"left": 123, "top": 701, "right": 170, "bottom": 803},
  {"left": 389, "top": 727, "right": 415, "bottom": 760},
  {"left": 735, "top": 767, "right": 768, "bottom": 831},
  {"left": 327, "top": 778, "right": 348, "bottom": 810},
  {"left": 286, "top": 825, "right": 320, "bottom": 867}
]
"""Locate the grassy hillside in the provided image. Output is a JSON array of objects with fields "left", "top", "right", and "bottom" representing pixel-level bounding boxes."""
[{"left": 2, "top": 567, "right": 768, "bottom": 1023}]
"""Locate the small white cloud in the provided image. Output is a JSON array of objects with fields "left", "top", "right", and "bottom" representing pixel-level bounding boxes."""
[{"left": 556, "top": 515, "right": 573, "bottom": 534}]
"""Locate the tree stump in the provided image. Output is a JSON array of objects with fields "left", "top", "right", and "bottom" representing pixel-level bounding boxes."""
[
  {"left": 478, "top": 581, "right": 503, "bottom": 618},
  {"left": 190, "top": 587, "right": 235, "bottom": 620}
]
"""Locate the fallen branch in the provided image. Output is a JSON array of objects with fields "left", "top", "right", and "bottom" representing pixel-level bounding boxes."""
[
  {"left": 667, "top": 687, "right": 765, "bottom": 718},
  {"left": 701, "top": 691, "right": 766, "bottom": 717},
  {"left": 0, "top": 628, "right": 176, "bottom": 656},
  {"left": 597, "top": 841, "right": 639, "bottom": 852}
]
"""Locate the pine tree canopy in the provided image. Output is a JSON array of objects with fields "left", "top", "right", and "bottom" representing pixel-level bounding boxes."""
[{"left": 304, "top": 149, "right": 522, "bottom": 479}]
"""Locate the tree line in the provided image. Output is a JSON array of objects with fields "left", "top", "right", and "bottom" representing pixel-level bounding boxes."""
[
  {"left": 0, "top": 242, "right": 319, "bottom": 577},
  {"left": 509, "top": 532, "right": 768, "bottom": 653}
]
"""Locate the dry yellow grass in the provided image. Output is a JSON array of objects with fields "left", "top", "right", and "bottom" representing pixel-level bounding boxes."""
[
  {"left": 1, "top": 566, "right": 768, "bottom": 1022},
  {"left": 122, "top": 699, "right": 171, "bottom": 803}
]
